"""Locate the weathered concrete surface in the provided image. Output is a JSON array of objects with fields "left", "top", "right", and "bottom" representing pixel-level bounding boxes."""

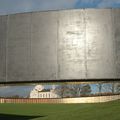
[{"left": 0, "top": 9, "right": 120, "bottom": 82}]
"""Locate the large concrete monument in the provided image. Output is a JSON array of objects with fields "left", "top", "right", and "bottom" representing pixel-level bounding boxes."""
[{"left": 0, "top": 9, "right": 120, "bottom": 82}]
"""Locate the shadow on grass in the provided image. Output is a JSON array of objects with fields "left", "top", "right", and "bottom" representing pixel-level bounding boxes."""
[{"left": 0, "top": 113, "right": 45, "bottom": 120}]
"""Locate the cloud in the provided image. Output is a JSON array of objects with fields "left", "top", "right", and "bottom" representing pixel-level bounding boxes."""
[
  {"left": 97, "top": 0, "right": 120, "bottom": 8},
  {"left": 80, "top": 0, "right": 120, "bottom": 8},
  {"left": 37, "top": 0, "right": 78, "bottom": 9},
  {"left": 0, "top": 0, "right": 78, "bottom": 15},
  {"left": 0, "top": 0, "right": 120, "bottom": 15},
  {"left": 80, "top": 0, "right": 98, "bottom": 3},
  {"left": 76, "top": 0, "right": 120, "bottom": 8},
  {"left": 75, "top": 0, "right": 101, "bottom": 8},
  {"left": 17, "top": 0, "right": 78, "bottom": 11}
]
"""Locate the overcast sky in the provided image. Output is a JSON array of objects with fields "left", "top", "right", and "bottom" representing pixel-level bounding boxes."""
[{"left": 0, "top": 0, "right": 120, "bottom": 15}]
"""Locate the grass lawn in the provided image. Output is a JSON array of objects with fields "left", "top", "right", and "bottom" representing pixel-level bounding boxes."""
[{"left": 0, "top": 100, "right": 119, "bottom": 120}]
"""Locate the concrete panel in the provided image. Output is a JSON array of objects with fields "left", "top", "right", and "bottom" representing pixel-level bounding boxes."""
[
  {"left": 85, "top": 9, "right": 116, "bottom": 78},
  {"left": 7, "top": 13, "right": 31, "bottom": 81},
  {"left": 58, "top": 10, "right": 86, "bottom": 79},
  {"left": 31, "top": 12, "right": 57, "bottom": 80},
  {"left": 0, "top": 16, "right": 7, "bottom": 82},
  {"left": 113, "top": 9, "right": 120, "bottom": 78},
  {"left": 0, "top": 9, "right": 119, "bottom": 82}
]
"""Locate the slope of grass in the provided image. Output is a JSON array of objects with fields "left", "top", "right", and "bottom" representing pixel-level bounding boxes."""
[{"left": 0, "top": 100, "right": 119, "bottom": 120}]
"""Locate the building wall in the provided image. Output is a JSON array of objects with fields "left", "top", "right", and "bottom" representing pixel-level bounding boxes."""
[
  {"left": 30, "top": 91, "right": 60, "bottom": 98},
  {"left": 0, "top": 9, "right": 120, "bottom": 82}
]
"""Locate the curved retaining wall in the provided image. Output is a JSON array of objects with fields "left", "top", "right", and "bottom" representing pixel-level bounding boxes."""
[{"left": 0, "top": 95, "right": 120, "bottom": 104}]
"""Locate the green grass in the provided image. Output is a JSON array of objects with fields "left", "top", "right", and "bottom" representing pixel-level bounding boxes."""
[{"left": 0, "top": 100, "right": 120, "bottom": 120}]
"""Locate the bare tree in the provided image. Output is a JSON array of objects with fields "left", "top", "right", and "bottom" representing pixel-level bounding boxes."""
[
  {"left": 54, "top": 83, "right": 69, "bottom": 98},
  {"left": 102, "top": 82, "right": 115, "bottom": 94},
  {"left": 96, "top": 83, "right": 103, "bottom": 94},
  {"left": 80, "top": 84, "right": 91, "bottom": 96},
  {"left": 116, "top": 83, "right": 120, "bottom": 93},
  {"left": 71, "top": 84, "right": 82, "bottom": 97},
  {"left": 111, "top": 83, "right": 115, "bottom": 94}
]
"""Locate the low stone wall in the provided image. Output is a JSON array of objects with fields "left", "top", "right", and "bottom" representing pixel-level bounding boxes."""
[{"left": 0, "top": 95, "right": 120, "bottom": 104}]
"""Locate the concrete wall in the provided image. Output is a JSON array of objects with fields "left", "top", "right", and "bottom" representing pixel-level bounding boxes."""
[
  {"left": 0, "top": 9, "right": 120, "bottom": 82},
  {"left": 0, "top": 95, "right": 120, "bottom": 103}
]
